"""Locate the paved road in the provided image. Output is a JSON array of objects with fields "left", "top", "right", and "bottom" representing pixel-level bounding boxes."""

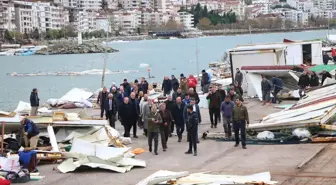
[{"left": 27, "top": 99, "right": 333, "bottom": 185}]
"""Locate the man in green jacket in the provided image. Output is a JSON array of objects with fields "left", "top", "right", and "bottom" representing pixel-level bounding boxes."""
[{"left": 232, "top": 98, "right": 249, "bottom": 149}]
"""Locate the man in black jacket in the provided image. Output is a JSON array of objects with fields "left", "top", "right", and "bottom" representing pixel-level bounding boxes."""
[
  {"left": 104, "top": 93, "right": 117, "bottom": 128},
  {"left": 172, "top": 88, "right": 184, "bottom": 101},
  {"left": 165, "top": 95, "right": 175, "bottom": 136},
  {"left": 320, "top": 70, "right": 332, "bottom": 86},
  {"left": 122, "top": 79, "right": 132, "bottom": 97},
  {"left": 119, "top": 97, "right": 133, "bottom": 137},
  {"left": 185, "top": 105, "right": 198, "bottom": 156},
  {"left": 129, "top": 92, "right": 140, "bottom": 138},
  {"left": 188, "top": 88, "right": 200, "bottom": 104},
  {"left": 162, "top": 76, "right": 172, "bottom": 96},
  {"left": 201, "top": 70, "right": 210, "bottom": 93},
  {"left": 171, "top": 75, "right": 179, "bottom": 93},
  {"left": 139, "top": 77, "right": 149, "bottom": 94},
  {"left": 97, "top": 87, "right": 108, "bottom": 119},
  {"left": 171, "top": 97, "right": 185, "bottom": 142},
  {"left": 206, "top": 86, "right": 221, "bottom": 128},
  {"left": 298, "top": 71, "right": 310, "bottom": 98},
  {"left": 30, "top": 88, "right": 40, "bottom": 116},
  {"left": 323, "top": 52, "right": 331, "bottom": 65}
]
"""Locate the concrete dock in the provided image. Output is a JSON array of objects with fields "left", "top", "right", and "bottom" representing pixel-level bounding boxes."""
[{"left": 28, "top": 99, "right": 336, "bottom": 185}]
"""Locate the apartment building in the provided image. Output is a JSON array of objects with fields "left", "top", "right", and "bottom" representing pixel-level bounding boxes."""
[
  {"left": 112, "top": 10, "right": 141, "bottom": 32},
  {"left": 198, "top": 0, "right": 223, "bottom": 11},
  {"left": 175, "top": 11, "right": 194, "bottom": 29},
  {"left": 0, "top": 0, "right": 16, "bottom": 30},
  {"left": 287, "top": 0, "right": 313, "bottom": 11},
  {"left": 95, "top": 16, "right": 109, "bottom": 32},
  {"left": 222, "top": 0, "right": 245, "bottom": 19},
  {"left": 283, "top": 10, "right": 310, "bottom": 25},
  {"left": 310, "top": 7, "right": 332, "bottom": 18},
  {"left": 313, "top": 0, "right": 333, "bottom": 10},
  {"left": 69, "top": 9, "right": 99, "bottom": 32},
  {"left": 55, "top": 0, "right": 102, "bottom": 10}
]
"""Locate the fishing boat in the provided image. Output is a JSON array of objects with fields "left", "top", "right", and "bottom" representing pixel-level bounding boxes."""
[{"left": 14, "top": 48, "right": 35, "bottom": 56}]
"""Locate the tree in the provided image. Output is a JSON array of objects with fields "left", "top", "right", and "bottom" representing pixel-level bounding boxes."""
[
  {"left": 163, "top": 19, "right": 183, "bottom": 31},
  {"left": 31, "top": 28, "right": 40, "bottom": 40},
  {"left": 64, "top": 24, "right": 77, "bottom": 38},
  {"left": 197, "top": 17, "right": 212, "bottom": 30},
  {"left": 4, "top": 30, "right": 13, "bottom": 42},
  {"left": 284, "top": 19, "right": 294, "bottom": 29}
]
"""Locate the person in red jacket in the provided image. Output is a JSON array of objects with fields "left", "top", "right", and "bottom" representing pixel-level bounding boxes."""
[{"left": 187, "top": 74, "right": 198, "bottom": 92}]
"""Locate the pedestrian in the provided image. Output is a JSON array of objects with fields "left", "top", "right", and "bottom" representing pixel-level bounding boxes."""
[
  {"left": 165, "top": 95, "right": 175, "bottom": 136},
  {"left": 232, "top": 98, "right": 249, "bottom": 149},
  {"left": 235, "top": 68, "right": 243, "bottom": 87},
  {"left": 221, "top": 95, "right": 234, "bottom": 138},
  {"left": 309, "top": 71, "right": 319, "bottom": 87},
  {"left": 185, "top": 105, "right": 198, "bottom": 156},
  {"left": 182, "top": 94, "right": 191, "bottom": 105},
  {"left": 145, "top": 104, "right": 162, "bottom": 155},
  {"left": 129, "top": 92, "right": 140, "bottom": 138},
  {"left": 187, "top": 74, "right": 197, "bottom": 92},
  {"left": 122, "top": 79, "right": 131, "bottom": 97},
  {"left": 172, "top": 87, "right": 184, "bottom": 101},
  {"left": 159, "top": 103, "right": 173, "bottom": 151},
  {"left": 172, "top": 97, "right": 186, "bottom": 142},
  {"left": 180, "top": 75, "right": 189, "bottom": 94},
  {"left": 216, "top": 84, "right": 226, "bottom": 122},
  {"left": 201, "top": 69, "right": 210, "bottom": 93},
  {"left": 119, "top": 97, "right": 133, "bottom": 137},
  {"left": 323, "top": 52, "right": 331, "bottom": 65},
  {"left": 109, "top": 82, "right": 117, "bottom": 93},
  {"left": 162, "top": 76, "right": 172, "bottom": 96},
  {"left": 29, "top": 88, "right": 40, "bottom": 116},
  {"left": 261, "top": 76, "right": 272, "bottom": 106},
  {"left": 188, "top": 88, "right": 200, "bottom": 104},
  {"left": 97, "top": 87, "right": 108, "bottom": 119},
  {"left": 184, "top": 98, "right": 201, "bottom": 143},
  {"left": 138, "top": 91, "right": 144, "bottom": 102},
  {"left": 141, "top": 96, "right": 151, "bottom": 137},
  {"left": 171, "top": 75, "right": 179, "bottom": 93},
  {"left": 20, "top": 117, "right": 40, "bottom": 148},
  {"left": 271, "top": 76, "right": 283, "bottom": 104},
  {"left": 206, "top": 86, "right": 221, "bottom": 128},
  {"left": 228, "top": 89, "right": 240, "bottom": 102},
  {"left": 104, "top": 93, "right": 117, "bottom": 128},
  {"left": 298, "top": 71, "right": 310, "bottom": 98},
  {"left": 139, "top": 77, "right": 149, "bottom": 94},
  {"left": 320, "top": 70, "right": 332, "bottom": 85}
]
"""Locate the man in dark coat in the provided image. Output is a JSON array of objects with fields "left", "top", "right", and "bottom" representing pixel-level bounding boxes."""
[
  {"left": 139, "top": 77, "right": 149, "bottom": 94},
  {"left": 172, "top": 88, "right": 184, "bottom": 101},
  {"left": 235, "top": 68, "right": 243, "bottom": 87},
  {"left": 320, "top": 70, "right": 332, "bottom": 86},
  {"left": 185, "top": 105, "right": 198, "bottom": 156},
  {"left": 171, "top": 75, "right": 179, "bottom": 93},
  {"left": 165, "top": 95, "right": 175, "bottom": 136},
  {"left": 298, "top": 71, "right": 310, "bottom": 98},
  {"left": 309, "top": 71, "right": 319, "bottom": 87},
  {"left": 104, "top": 93, "right": 117, "bottom": 128},
  {"left": 171, "top": 97, "right": 185, "bottom": 142},
  {"left": 122, "top": 79, "right": 131, "bottom": 97},
  {"left": 162, "top": 76, "right": 172, "bottom": 96},
  {"left": 30, "top": 88, "right": 40, "bottom": 116},
  {"left": 188, "top": 88, "right": 200, "bottom": 104},
  {"left": 261, "top": 76, "right": 272, "bottom": 105},
  {"left": 119, "top": 97, "right": 133, "bottom": 137},
  {"left": 97, "top": 87, "right": 108, "bottom": 119},
  {"left": 129, "top": 92, "right": 140, "bottom": 138},
  {"left": 232, "top": 98, "right": 249, "bottom": 149},
  {"left": 271, "top": 76, "right": 283, "bottom": 104},
  {"left": 206, "top": 86, "right": 221, "bottom": 128},
  {"left": 323, "top": 52, "right": 331, "bottom": 65},
  {"left": 201, "top": 69, "right": 210, "bottom": 93}
]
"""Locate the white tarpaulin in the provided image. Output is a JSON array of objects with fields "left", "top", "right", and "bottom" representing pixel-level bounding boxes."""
[
  {"left": 14, "top": 101, "right": 50, "bottom": 114},
  {"left": 58, "top": 88, "right": 93, "bottom": 104}
]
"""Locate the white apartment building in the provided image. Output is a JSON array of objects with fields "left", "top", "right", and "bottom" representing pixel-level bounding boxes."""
[
  {"left": 287, "top": 0, "right": 313, "bottom": 11},
  {"left": 313, "top": 0, "right": 333, "bottom": 10},
  {"left": 310, "top": 7, "right": 332, "bottom": 18},
  {"left": 69, "top": 9, "right": 99, "bottom": 32},
  {"left": 223, "top": 0, "right": 245, "bottom": 19},
  {"left": 198, "top": 0, "right": 225, "bottom": 11},
  {"left": 95, "top": 16, "right": 109, "bottom": 32},
  {"left": 283, "top": 10, "right": 310, "bottom": 25},
  {"left": 175, "top": 11, "right": 194, "bottom": 29},
  {"left": 14, "top": 1, "right": 38, "bottom": 33},
  {"left": 54, "top": 0, "right": 102, "bottom": 10},
  {"left": 0, "top": 0, "right": 16, "bottom": 30},
  {"left": 112, "top": 10, "right": 141, "bottom": 32}
]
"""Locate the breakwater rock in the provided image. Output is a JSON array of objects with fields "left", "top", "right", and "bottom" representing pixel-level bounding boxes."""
[{"left": 35, "top": 42, "right": 119, "bottom": 55}]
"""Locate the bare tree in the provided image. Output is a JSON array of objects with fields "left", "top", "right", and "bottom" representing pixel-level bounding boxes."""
[{"left": 197, "top": 17, "right": 212, "bottom": 30}]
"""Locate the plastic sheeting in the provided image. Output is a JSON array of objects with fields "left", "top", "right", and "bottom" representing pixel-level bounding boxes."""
[{"left": 58, "top": 88, "right": 93, "bottom": 104}]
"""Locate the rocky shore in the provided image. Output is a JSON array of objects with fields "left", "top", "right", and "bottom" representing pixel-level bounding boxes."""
[{"left": 35, "top": 42, "right": 119, "bottom": 55}]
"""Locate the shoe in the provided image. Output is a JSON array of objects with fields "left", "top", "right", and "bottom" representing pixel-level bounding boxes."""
[
  {"left": 234, "top": 144, "right": 239, "bottom": 147},
  {"left": 154, "top": 151, "right": 158, "bottom": 155},
  {"left": 31, "top": 169, "right": 39, "bottom": 173},
  {"left": 194, "top": 152, "right": 197, "bottom": 156},
  {"left": 169, "top": 134, "right": 172, "bottom": 137},
  {"left": 149, "top": 147, "right": 152, "bottom": 152},
  {"left": 185, "top": 150, "right": 192, "bottom": 154},
  {"left": 278, "top": 100, "right": 282, "bottom": 104},
  {"left": 211, "top": 125, "right": 214, "bottom": 128},
  {"left": 163, "top": 148, "right": 166, "bottom": 152},
  {"left": 242, "top": 146, "right": 247, "bottom": 149},
  {"left": 134, "top": 136, "right": 139, "bottom": 138},
  {"left": 197, "top": 141, "right": 200, "bottom": 143}
]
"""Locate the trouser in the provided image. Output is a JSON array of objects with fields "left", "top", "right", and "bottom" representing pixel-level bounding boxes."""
[
  {"left": 223, "top": 116, "right": 232, "bottom": 137},
  {"left": 144, "top": 129, "right": 148, "bottom": 136},
  {"left": 273, "top": 89, "right": 281, "bottom": 103},
  {"left": 148, "top": 132, "right": 158, "bottom": 152},
  {"left": 100, "top": 105, "right": 105, "bottom": 118},
  {"left": 202, "top": 84, "right": 210, "bottom": 93},
  {"left": 233, "top": 120, "right": 246, "bottom": 146},
  {"left": 170, "top": 121, "right": 175, "bottom": 134},
  {"left": 129, "top": 119, "right": 137, "bottom": 137},
  {"left": 106, "top": 111, "right": 116, "bottom": 128},
  {"left": 262, "top": 91, "right": 271, "bottom": 102},
  {"left": 123, "top": 123, "right": 132, "bottom": 137},
  {"left": 176, "top": 124, "right": 184, "bottom": 140},
  {"left": 30, "top": 107, "right": 38, "bottom": 116},
  {"left": 299, "top": 87, "right": 306, "bottom": 98},
  {"left": 23, "top": 135, "right": 39, "bottom": 148},
  {"left": 209, "top": 108, "right": 220, "bottom": 126},
  {"left": 187, "top": 130, "right": 197, "bottom": 152},
  {"left": 160, "top": 127, "right": 169, "bottom": 149}
]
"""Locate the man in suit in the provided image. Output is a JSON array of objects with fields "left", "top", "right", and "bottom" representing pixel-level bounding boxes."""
[
  {"left": 184, "top": 98, "right": 201, "bottom": 143},
  {"left": 97, "top": 87, "right": 108, "bottom": 119},
  {"left": 104, "top": 93, "right": 117, "bottom": 128},
  {"left": 172, "top": 97, "right": 185, "bottom": 142}
]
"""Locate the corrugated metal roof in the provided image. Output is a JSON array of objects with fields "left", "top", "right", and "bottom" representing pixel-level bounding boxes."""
[{"left": 229, "top": 43, "right": 287, "bottom": 52}]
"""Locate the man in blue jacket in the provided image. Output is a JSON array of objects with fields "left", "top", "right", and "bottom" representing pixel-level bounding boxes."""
[
  {"left": 30, "top": 88, "right": 39, "bottom": 116},
  {"left": 20, "top": 117, "right": 40, "bottom": 148},
  {"left": 221, "top": 95, "right": 234, "bottom": 138},
  {"left": 271, "top": 76, "right": 283, "bottom": 104}
]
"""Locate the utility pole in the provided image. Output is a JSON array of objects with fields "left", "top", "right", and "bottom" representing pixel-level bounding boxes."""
[
  {"left": 249, "top": 25, "right": 252, "bottom": 44},
  {"left": 101, "top": 17, "right": 109, "bottom": 88},
  {"left": 195, "top": 39, "right": 200, "bottom": 80}
]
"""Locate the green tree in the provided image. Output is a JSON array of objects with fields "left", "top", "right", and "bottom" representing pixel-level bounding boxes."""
[
  {"left": 31, "top": 28, "right": 40, "bottom": 40},
  {"left": 4, "top": 30, "right": 13, "bottom": 42}
]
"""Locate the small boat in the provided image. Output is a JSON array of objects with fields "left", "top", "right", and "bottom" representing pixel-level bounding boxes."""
[
  {"left": 0, "top": 49, "right": 16, "bottom": 56},
  {"left": 14, "top": 49, "right": 35, "bottom": 56}
]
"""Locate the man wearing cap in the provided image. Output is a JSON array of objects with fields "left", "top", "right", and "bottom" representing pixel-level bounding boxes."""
[
  {"left": 104, "top": 93, "right": 117, "bottom": 128},
  {"left": 20, "top": 117, "right": 40, "bottom": 148},
  {"left": 201, "top": 69, "right": 210, "bottom": 93},
  {"left": 171, "top": 75, "right": 179, "bottom": 93},
  {"left": 30, "top": 88, "right": 40, "bottom": 116},
  {"left": 235, "top": 68, "right": 243, "bottom": 87}
]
